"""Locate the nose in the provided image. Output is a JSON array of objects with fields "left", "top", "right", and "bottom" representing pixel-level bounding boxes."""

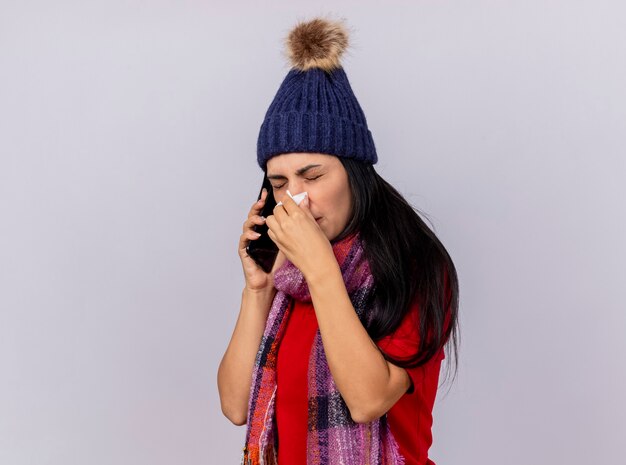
[
  {"left": 278, "top": 180, "right": 307, "bottom": 202},
  {"left": 291, "top": 179, "right": 307, "bottom": 195}
]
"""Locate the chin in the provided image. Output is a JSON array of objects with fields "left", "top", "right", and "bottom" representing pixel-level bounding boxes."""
[{"left": 327, "top": 230, "right": 339, "bottom": 242}]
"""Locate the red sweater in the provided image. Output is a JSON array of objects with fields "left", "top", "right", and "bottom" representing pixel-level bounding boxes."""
[{"left": 276, "top": 297, "right": 445, "bottom": 465}]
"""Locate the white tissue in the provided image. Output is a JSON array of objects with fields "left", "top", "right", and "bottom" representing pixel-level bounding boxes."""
[{"left": 276, "top": 190, "right": 308, "bottom": 206}]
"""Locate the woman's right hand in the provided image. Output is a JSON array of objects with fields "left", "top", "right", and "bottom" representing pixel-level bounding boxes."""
[{"left": 238, "top": 187, "right": 287, "bottom": 292}]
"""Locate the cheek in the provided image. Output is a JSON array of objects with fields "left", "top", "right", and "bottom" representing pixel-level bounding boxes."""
[
  {"left": 314, "top": 190, "right": 344, "bottom": 220},
  {"left": 338, "top": 188, "right": 352, "bottom": 219},
  {"left": 308, "top": 191, "right": 330, "bottom": 218}
]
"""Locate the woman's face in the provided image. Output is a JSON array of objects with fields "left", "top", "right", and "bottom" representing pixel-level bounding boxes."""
[{"left": 266, "top": 152, "right": 353, "bottom": 242}]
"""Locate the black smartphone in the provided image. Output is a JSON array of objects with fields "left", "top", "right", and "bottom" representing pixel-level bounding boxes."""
[{"left": 246, "top": 175, "right": 279, "bottom": 273}]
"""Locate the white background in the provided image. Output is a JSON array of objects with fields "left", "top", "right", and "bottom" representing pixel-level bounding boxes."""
[{"left": 1, "top": 1, "right": 624, "bottom": 464}]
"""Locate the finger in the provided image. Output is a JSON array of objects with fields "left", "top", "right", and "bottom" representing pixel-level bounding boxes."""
[
  {"left": 265, "top": 214, "right": 281, "bottom": 235},
  {"left": 243, "top": 214, "right": 267, "bottom": 232},
  {"left": 267, "top": 226, "right": 276, "bottom": 243},
  {"left": 267, "top": 226, "right": 283, "bottom": 253},
  {"left": 248, "top": 188, "right": 268, "bottom": 217},
  {"left": 279, "top": 193, "right": 297, "bottom": 214},
  {"left": 238, "top": 232, "right": 250, "bottom": 255},
  {"left": 238, "top": 230, "right": 262, "bottom": 252},
  {"left": 273, "top": 200, "right": 288, "bottom": 221},
  {"left": 298, "top": 193, "right": 316, "bottom": 220},
  {"left": 250, "top": 189, "right": 267, "bottom": 213},
  {"left": 246, "top": 229, "right": 262, "bottom": 240}
]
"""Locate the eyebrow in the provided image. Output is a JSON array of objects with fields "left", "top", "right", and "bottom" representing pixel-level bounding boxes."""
[{"left": 266, "top": 164, "right": 323, "bottom": 180}]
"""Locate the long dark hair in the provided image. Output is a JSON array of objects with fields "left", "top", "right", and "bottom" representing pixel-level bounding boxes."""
[{"left": 331, "top": 157, "right": 460, "bottom": 388}]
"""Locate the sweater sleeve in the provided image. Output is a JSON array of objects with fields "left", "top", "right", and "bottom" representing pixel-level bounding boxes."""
[{"left": 375, "top": 295, "right": 446, "bottom": 395}]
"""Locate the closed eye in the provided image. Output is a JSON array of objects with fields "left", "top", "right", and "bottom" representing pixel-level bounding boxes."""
[{"left": 272, "top": 174, "right": 322, "bottom": 190}]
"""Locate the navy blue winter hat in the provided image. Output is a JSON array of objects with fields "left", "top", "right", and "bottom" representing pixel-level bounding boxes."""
[{"left": 257, "top": 17, "right": 378, "bottom": 171}]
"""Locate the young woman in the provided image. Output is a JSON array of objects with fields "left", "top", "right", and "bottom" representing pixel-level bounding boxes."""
[{"left": 217, "top": 16, "right": 459, "bottom": 465}]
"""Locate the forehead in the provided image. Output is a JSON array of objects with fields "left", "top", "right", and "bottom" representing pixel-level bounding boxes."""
[{"left": 266, "top": 152, "right": 336, "bottom": 174}]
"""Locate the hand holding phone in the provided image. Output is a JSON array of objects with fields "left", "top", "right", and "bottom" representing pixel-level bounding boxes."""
[
  {"left": 237, "top": 176, "right": 285, "bottom": 293},
  {"left": 245, "top": 176, "right": 280, "bottom": 274}
]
